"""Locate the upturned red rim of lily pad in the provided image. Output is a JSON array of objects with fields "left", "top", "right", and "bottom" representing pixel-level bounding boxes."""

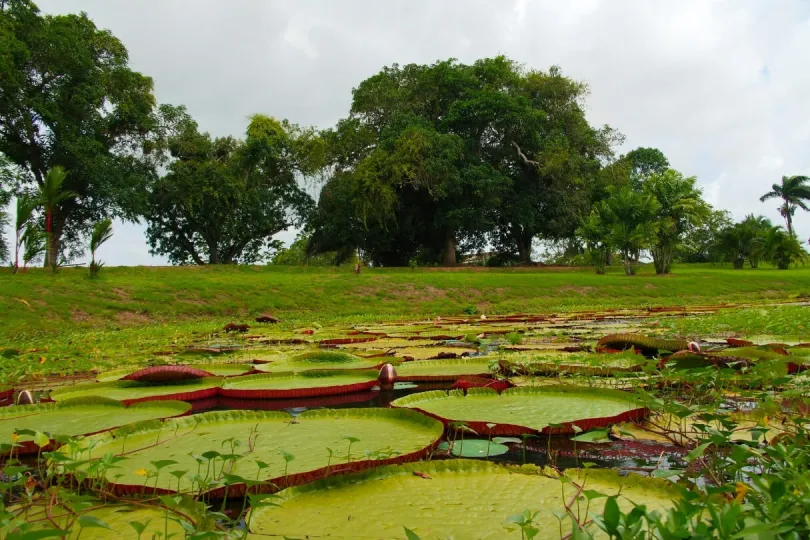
[{"left": 121, "top": 365, "right": 216, "bottom": 383}]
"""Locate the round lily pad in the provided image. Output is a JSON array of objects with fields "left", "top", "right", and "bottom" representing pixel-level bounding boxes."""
[
  {"left": 50, "top": 377, "right": 222, "bottom": 405},
  {"left": 254, "top": 350, "right": 382, "bottom": 373},
  {"left": 395, "top": 357, "right": 494, "bottom": 381},
  {"left": 73, "top": 408, "right": 444, "bottom": 496},
  {"left": 2, "top": 496, "right": 208, "bottom": 539},
  {"left": 247, "top": 460, "right": 676, "bottom": 539},
  {"left": 392, "top": 386, "right": 647, "bottom": 435},
  {"left": 0, "top": 398, "right": 190, "bottom": 454},
  {"left": 219, "top": 370, "right": 380, "bottom": 399},
  {"left": 437, "top": 439, "right": 509, "bottom": 457}
]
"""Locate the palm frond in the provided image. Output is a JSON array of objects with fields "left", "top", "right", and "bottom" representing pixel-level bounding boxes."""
[{"left": 90, "top": 218, "right": 114, "bottom": 253}]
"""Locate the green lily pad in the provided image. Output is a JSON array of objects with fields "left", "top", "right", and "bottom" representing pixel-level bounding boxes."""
[
  {"left": 392, "top": 386, "right": 645, "bottom": 434},
  {"left": 395, "top": 357, "right": 495, "bottom": 381},
  {"left": 247, "top": 460, "right": 677, "bottom": 538},
  {"left": 254, "top": 350, "right": 382, "bottom": 373},
  {"left": 437, "top": 439, "right": 509, "bottom": 457},
  {"left": 72, "top": 408, "right": 443, "bottom": 494},
  {"left": 50, "top": 377, "right": 222, "bottom": 404},
  {"left": 502, "top": 350, "right": 648, "bottom": 376},
  {"left": 96, "top": 363, "right": 252, "bottom": 382},
  {"left": 0, "top": 398, "right": 190, "bottom": 449},
  {"left": 2, "top": 494, "right": 212, "bottom": 539},
  {"left": 220, "top": 370, "right": 380, "bottom": 398}
]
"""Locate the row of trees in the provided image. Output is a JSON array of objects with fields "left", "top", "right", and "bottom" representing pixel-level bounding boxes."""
[{"left": 0, "top": 0, "right": 807, "bottom": 273}]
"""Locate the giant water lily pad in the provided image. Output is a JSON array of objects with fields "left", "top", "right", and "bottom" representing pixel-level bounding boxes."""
[
  {"left": 0, "top": 398, "right": 190, "bottom": 453},
  {"left": 73, "top": 408, "right": 443, "bottom": 496},
  {"left": 502, "top": 351, "right": 648, "bottom": 376},
  {"left": 247, "top": 460, "right": 676, "bottom": 539},
  {"left": 253, "top": 350, "right": 382, "bottom": 373},
  {"left": 220, "top": 370, "right": 380, "bottom": 398},
  {"left": 392, "top": 386, "right": 646, "bottom": 435},
  {"left": 50, "top": 377, "right": 222, "bottom": 404},
  {"left": 2, "top": 495, "right": 210, "bottom": 539},
  {"left": 97, "top": 363, "right": 253, "bottom": 382},
  {"left": 395, "top": 357, "right": 495, "bottom": 381}
]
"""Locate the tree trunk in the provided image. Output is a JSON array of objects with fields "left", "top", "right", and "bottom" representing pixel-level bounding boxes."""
[
  {"left": 45, "top": 219, "right": 64, "bottom": 271},
  {"left": 623, "top": 251, "right": 635, "bottom": 276},
  {"left": 13, "top": 231, "right": 20, "bottom": 275},
  {"left": 652, "top": 245, "right": 672, "bottom": 275},
  {"left": 442, "top": 230, "right": 457, "bottom": 266},
  {"left": 209, "top": 250, "right": 220, "bottom": 264},
  {"left": 515, "top": 232, "right": 533, "bottom": 264}
]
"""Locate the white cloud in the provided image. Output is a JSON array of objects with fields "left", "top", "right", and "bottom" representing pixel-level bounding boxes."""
[{"left": 9, "top": 0, "right": 810, "bottom": 263}]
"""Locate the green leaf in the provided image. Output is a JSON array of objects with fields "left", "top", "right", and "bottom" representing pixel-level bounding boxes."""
[
  {"left": 603, "top": 496, "right": 620, "bottom": 533},
  {"left": 686, "top": 442, "right": 711, "bottom": 462},
  {"left": 32, "top": 431, "right": 50, "bottom": 448},
  {"left": 128, "top": 521, "right": 149, "bottom": 535},
  {"left": 403, "top": 526, "right": 422, "bottom": 540},
  {"left": 77, "top": 516, "right": 113, "bottom": 530}
]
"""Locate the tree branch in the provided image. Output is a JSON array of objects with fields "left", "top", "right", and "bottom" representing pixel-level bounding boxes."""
[{"left": 511, "top": 141, "right": 540, "bottom": 167}]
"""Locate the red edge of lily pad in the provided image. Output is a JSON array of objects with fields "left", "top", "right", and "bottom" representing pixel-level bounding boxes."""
[
  {"left": 121, "top": 365, "right": 216, "bottom": 383},
  {"left": 0, "top": 388, "right": 13, "bottom": 402},
  {"left": 105, "top": 437, "right": 440, "bottom": 499},
  {"left": 395, "top": 405, "right": 650, "bottom": 437},
  {"left": 218, "top": 379, "right": 379, "bottom": 400},
  {"left": 9, "top": 404, "right": 191, "bottom": 456}
]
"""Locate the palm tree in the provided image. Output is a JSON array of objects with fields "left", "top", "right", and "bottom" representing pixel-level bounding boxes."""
[
  {"left": 763, "top": 226, "right": 807, "bottom": 270},
  {"left": 89, "top": 218, "right": 113, "bottom": 278},
  {"left": 21, "top": 226, "right": 47, "bottom": 271},
  {"left": 13, "top": 194, "right": 37, "bottom": 274},
  {"left": 759, "top": 175, "right": 810, "bottom": 237},
  {"left": 38, "top": 166, "right": 76, "bottom": 270},
  {"left": 644, "top": 170, "right": 709, "bottom": 274}
]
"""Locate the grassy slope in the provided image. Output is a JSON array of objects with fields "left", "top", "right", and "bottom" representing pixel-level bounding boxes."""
[{"left": 1, "top": 263, "right": 809, "bottom": 343}]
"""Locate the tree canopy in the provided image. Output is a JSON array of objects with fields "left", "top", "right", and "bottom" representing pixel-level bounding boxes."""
[
  {"left": 143, "top": 113, "right": 323, "bottom": 265},
  {"left": 309, "top": 57, "right": 616, "bottom": 266},
  {"left": 0, "top": 0, "right": 157, "bottom": 262}
]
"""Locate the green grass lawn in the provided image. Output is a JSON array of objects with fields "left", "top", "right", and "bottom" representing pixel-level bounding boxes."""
[{"left": 1, "top": 263, "right": 808, "bottom": 345}]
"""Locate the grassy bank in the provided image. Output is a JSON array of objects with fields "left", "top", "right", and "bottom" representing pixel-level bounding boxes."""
[{"left": 1, "top": 263, "right": 809, "bottom": 343}]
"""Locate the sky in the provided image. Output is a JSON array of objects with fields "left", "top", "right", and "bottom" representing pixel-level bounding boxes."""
[{"left": 8, "top": 0, "right": 810, "bottom": 265}]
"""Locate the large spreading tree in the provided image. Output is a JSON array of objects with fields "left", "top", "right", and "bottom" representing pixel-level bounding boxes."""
[
  {"left": 309, "top": 57, "right": 616, "bottom": 266},
  {"left": 143, "top": 113, "right": 323, "bottom": 265},
  {"left": 0, "top": 0, "right": 157, "bottom": 264}
]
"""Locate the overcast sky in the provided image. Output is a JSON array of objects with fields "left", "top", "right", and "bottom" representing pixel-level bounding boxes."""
[{"left": 13, "top": 0, "right": 810, "bottom": 265}]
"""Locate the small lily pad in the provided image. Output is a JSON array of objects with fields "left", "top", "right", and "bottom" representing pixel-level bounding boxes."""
[
  {"left": 437, "top": 439, "right": 509, "bottom": 458},
  {"left": 393, "top": 382, "right": 419, "bottom": 390}
]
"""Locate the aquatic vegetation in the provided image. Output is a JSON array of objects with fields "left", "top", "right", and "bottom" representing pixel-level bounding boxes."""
[
  {"left": 70, "top": 408, "right": 443, "bottom": 495},
  {"left": 392, "top": 386, "right": 647, "bottom": 435},
  {"left": 0, "top": 398, "right": 190, "bottom": 454},
  {"left": 219, "top": 370, "right": 381, "bottom": 399},
  {"left": 247, "top": 460, "right": 676, "bottom": 539},
  {"left": 50, "top": 377, "right": 223, "bottom": 404}
]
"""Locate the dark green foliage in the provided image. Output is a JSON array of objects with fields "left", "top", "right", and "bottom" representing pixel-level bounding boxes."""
[
  {"left": 714, "top": 215, "right": 772, "bottom": 269},
  {"left": 0, "top": 0, "right": 158, "bottom": 262},
  {"left": 310, "top": 58, "right": 613, "bottom": 266},
  {"left": 763, "top": 227, "right": 807, "bottom": 270},
  {"left": 676, "top": 209, "right": 733, "bottom": 263},
  {"left": 144, "top": 114, "right": 322, "bottom": 265}
]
